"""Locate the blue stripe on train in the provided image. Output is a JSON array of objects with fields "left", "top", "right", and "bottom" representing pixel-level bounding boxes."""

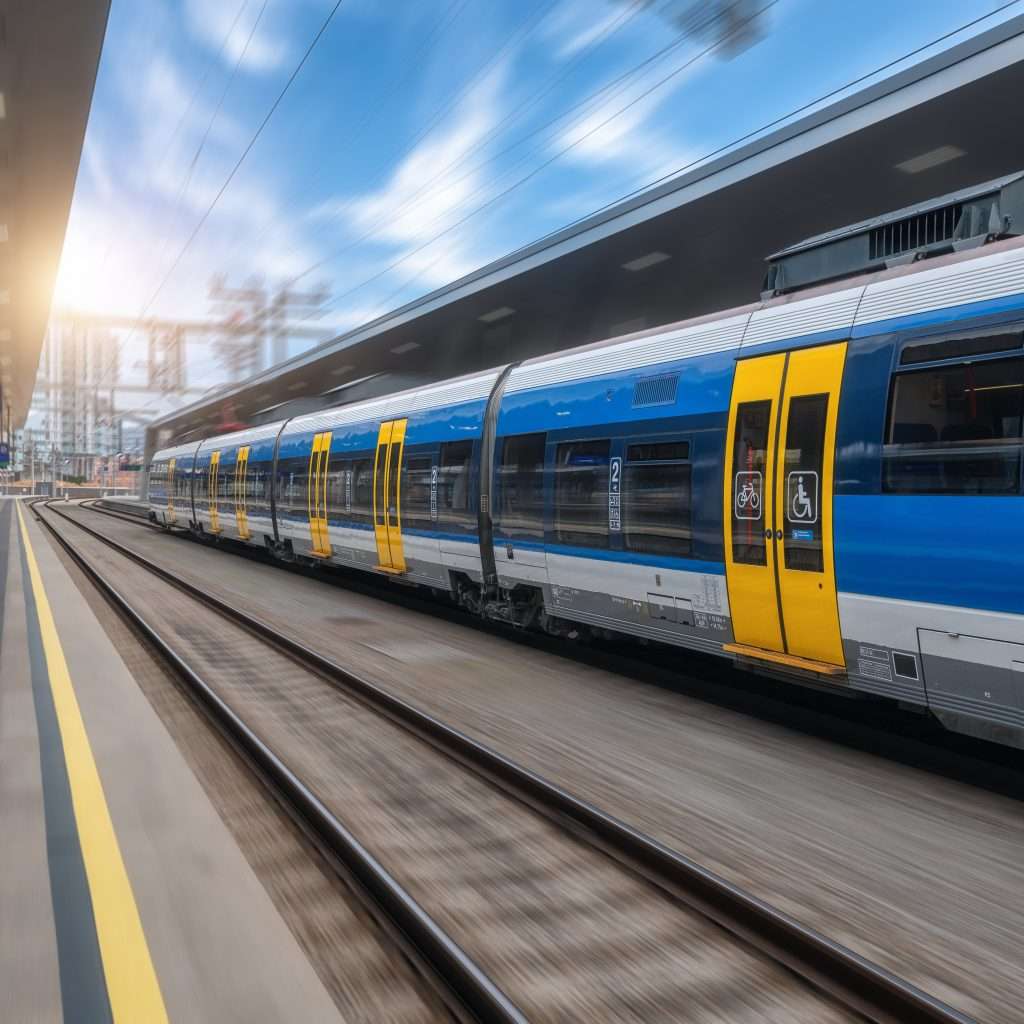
[{"left": 834, "top": 494, "right": 1024, "bottom": 615}]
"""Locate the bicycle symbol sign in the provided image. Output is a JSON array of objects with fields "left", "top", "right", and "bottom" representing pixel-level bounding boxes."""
[
  {"left": 786, "top": 471, "right": 818, "bottom": 525},
  {"left": 734, "top": 471, "right": 762, "bottom": 520}
]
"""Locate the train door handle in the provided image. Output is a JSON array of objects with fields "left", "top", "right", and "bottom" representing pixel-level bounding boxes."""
[
  {"left": 775, "top": 529, "right": 783, "bottom": 540},
  {"left": 764, "top": 528, "right": 772, "bottom": 539}
]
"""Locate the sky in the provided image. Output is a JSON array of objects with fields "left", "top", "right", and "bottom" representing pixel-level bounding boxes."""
[{"left": 52, "top": 0, "right": 1024, "bottom": 394}]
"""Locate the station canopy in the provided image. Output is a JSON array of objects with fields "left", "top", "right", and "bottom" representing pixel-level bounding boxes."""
[
  {"left": 3, "top": 1, "right": 109, "bottom": 430},
  {"left": 150, "top": 13, "right": 1024, "bottom": 448}
]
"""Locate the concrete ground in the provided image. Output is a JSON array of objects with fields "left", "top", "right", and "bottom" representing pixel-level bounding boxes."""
[{"left": 0, "top": 498, "right": 343, "bottom": 1023}]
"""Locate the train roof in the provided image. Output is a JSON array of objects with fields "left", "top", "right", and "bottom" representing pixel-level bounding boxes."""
[{"left": 154, "top": 234, "right": 1024, "bottom": 460}]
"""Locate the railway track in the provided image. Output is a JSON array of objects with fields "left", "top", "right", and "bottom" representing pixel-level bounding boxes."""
[{"left": 34, "top": 498, "right": 975, "bottom": 1024}]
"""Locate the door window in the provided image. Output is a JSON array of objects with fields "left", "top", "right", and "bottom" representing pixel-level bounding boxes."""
[
  {"left": 781, "top": 394, "right": 827, "bottom": 572},
  {"left": 730, "top": 400, "right": 771, "bottom": 565}
]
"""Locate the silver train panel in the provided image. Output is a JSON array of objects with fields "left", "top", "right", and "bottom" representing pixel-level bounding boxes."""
[{"left": 839, "top": 591, "right": 1024, "bottom": 747}]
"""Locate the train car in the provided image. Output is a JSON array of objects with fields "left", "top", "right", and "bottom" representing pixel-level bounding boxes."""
[
  {"left": 191, "top": 423, "right": 283, "bottom": 548},
  {"left": 150, "top": 236, "right": 1024, "bottom": 749},
  {"left": 148, "top": 440, "right": 201, "bottom": 528},
  {"left": 271, "top": 369, "right": 503, "bottom": 588}
]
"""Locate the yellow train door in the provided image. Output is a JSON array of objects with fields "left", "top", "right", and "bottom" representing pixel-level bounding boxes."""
[
  {"left": 307, "top": 432, "right": 332, "bottom": 557},
  {"left": 167, "top": 457, "right": 177, "bottom": 525},
  {"left": 372, "top": 419, "right": 407, "bottom": 573},
  {"left": 208, "top": 451, "right": 221, "bottom": 533},
  {"left": 723, "top": 342, "right": 847, "bottom": 674},
  {"left": 235, "top": 446, "right": 251, "bottom": 540}
]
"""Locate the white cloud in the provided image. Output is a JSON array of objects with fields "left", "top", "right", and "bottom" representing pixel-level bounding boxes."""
[
  {"left": 553, "top": 46, "right": 703, "bottom": 183},
  {"left": 320, "top": 62, "right": 510, "bottom": 291},
  {"left": 543, "top": 0, "right": 633, "bottom": 59},
  {"left": 184, "top": 0, "right": 290, "bottom": 73}
]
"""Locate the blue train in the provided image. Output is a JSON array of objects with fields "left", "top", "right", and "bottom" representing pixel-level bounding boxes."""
[{"left": 150, "top": 237, "right": 1024, "bottom": 749}]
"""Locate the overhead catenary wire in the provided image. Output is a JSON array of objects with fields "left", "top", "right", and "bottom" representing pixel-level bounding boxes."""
[
  {"left": 311, "top": 0, "right": 779, "bottom": 318},
  {"left": 308, "top": 0, "right": 1023, "bottom": 322},
  {"left": 112, "top": 0, "right": 347, "bottom": 371},
  {"left": 270, "top": 0, "right": 651, "bottom": 292},
  {"left": 513, "top": 0, "right": 1024, "bottom": 255}
]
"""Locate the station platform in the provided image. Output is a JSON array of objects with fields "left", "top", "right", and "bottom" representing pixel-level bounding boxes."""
[{"left": 0, "top": 498, "right": 343, "bottom": 1023}]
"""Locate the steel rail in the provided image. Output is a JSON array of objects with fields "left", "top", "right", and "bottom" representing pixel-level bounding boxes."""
[
  {"left": 44, "top": 499, "right": 977, "bottom": 1024},
  {"left": 33, "top": 501, "right": 526, "bottom": 1024}
]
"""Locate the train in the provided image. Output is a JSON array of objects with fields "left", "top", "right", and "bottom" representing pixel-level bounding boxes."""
[{"left": 149, "top": 234, "right": 1024, "bottom": 750}]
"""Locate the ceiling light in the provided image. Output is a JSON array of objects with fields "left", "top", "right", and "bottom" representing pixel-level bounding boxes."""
[
  {"left": 478, "top": 306, "right": 515, "bottom": 323},
  {"left": 330, "top": 363, "right": 355, "bottom": 376},
  {"left": 0, "top": 94, "right": 6, "bottom": 120},
  {"left": 895, "top": 145, "right": 965, "bottom": 175},
  {"left": 622, "top": 251, "right": 671, "bottom": 272},
  {"left": 391, "top": 341, "right": 420, "bottom": 354},
  {"left": 286, "top": 380, "right": 307, "bottom": 391}
]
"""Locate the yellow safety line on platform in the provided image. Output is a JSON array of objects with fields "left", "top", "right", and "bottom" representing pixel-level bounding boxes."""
[{"left": 17, "top": 502, "right": 168, "bottom": 1024}]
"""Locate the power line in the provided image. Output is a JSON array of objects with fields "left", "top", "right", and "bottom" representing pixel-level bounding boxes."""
[
  {"left": 517, "top": 0, "right": 1024, "bottom": 254},
  {"left": 103, "top": 0, "right": 346, "bottom": 390},
  {"left": 314, "top": 0, "right": 778, "bottom": 317},
  {"left": 316, "top": 0, "right": 1022, "bottom": 319},
  {"left": 235, "top": 0, "right": 564, "bottom": 285},
  {"left": 278, "top": 1, "right": 683, "bottom": 291}
]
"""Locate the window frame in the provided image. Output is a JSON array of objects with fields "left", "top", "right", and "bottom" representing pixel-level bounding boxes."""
[
  {"left": 621, "top": 438, "right": 694, "bottom": 558},
  {"left": 552, "top": 437, "right": 613, "bottom": 550},
  {"left": 882, "top": 348, "right": 1024, "bottom": 496},
  {"left": 494, "top": 432, "right": 547, "bottom": 542}
]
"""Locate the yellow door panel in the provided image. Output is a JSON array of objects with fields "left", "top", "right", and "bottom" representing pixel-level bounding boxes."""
[
  {"left": 774, "top": 343, "right": 847, "bottom": 666},
  {"left": 385, "top": 419, "right": 406, "bottom": 573},
  {"left": 236, "top": 446, "right": 251, "bottom": 540},
  {"left": 167, "top": 458, "right": 176, "bottom": 525},
  {"left": 307, "top": 433, "right": 332, "bottom": 557},
  {"left": 373, "top": 422, "right": 394, "bottom": 567},
  {"left": 723, "top": 353, "right": 786, "bottom": 653},
  {"left": 209, "top": 451, "right": 220, "bottom": 533}
]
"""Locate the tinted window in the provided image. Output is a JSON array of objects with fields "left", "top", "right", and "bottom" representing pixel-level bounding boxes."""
[
  {"left": 496, "top": 433, "right": 546, "bottom": 540},
  {"left": 554, "top": 440, "right": 610, "bottom": 548},
  {"left": 373, "top": 442, "right": 388, "bottom": 525},
  {"left": 623, "top": 442, "right": 692, "bottom": 556},
  {"left": 730, "top": 400, "right": 770, "bottom": 565},
  {"left": 351, "top": 457, "right": 373, "bottom": 523},
  {"left": 884, "top": 356, "right": 1023, "bottom": 494},
  {"left": 402, "top": 453, "right": 433, "bottom": 531},
  {"left": 174, "top": 464, "right": 191, "bottom": 500},
  {"left": 326, "top": 456, "right": 348, "bottom": 518},
  {"left": 438, "top": 440, "right": 474, "bottom": 530},
  {"left": 899, "top": 327, "right": 1023, "bottom": 365},
  {"left": 781, "top": 394, "right": 827, "bottom": 572},
  {"left": 277, "top": 456, "right": 308, "bottom": 516}
]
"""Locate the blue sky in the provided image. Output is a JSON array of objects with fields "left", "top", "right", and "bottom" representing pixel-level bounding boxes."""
[{"left": 54, "top": 0, "right": 1022, "bottom": 369}]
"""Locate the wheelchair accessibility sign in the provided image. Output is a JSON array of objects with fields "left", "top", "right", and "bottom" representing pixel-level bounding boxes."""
[
  {"left": 787, "top": 471, "right": 818, "bottom": 524},
  {"left": 734, "top": 471, "right": 762, "bottom": 520}
]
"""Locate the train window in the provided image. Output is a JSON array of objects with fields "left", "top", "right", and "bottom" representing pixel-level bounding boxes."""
[
  {"left": 374, "top": 443, "right": 388, "bottom": 526},
  {"left": 194, "top": 464, "right": 208, "bottom": 502},
  {"left": 623, "top": 442, "right": 692, "bottom": 556},
  {"left": 325, "top": 457, "right": 348, "bottom": 518},
  {"left": 277, "top": 456, "right": 308, "bottom": 516},
  {"left": 781, "top": 394, "right": 828, "bottom": 572},
  {"left": 883, "top": 355, "right": 1023, "bottom": 494},
  {"left": 351, "top": 457, "right": 374, "bottom": 523},
  {"left": 402, "top": 454, "right": 433, "bottom": 531},
  {"left": 437, "top": 441, "right": 474, "bottom": 531},
  {"left": 899, "top": 326, "right": 1023, "bottom": 366},
  {"left": 730, "top": 400, "right": 771, "bottom": 566},
  {"left": 175, "top": 466, "right": 191, "bottom": 500},
  {"left": 496, "top": 433, "right": 546, "bottom": 540},
  {"left": 554, "top": 440, "right": 610, "bottom": 548}
]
